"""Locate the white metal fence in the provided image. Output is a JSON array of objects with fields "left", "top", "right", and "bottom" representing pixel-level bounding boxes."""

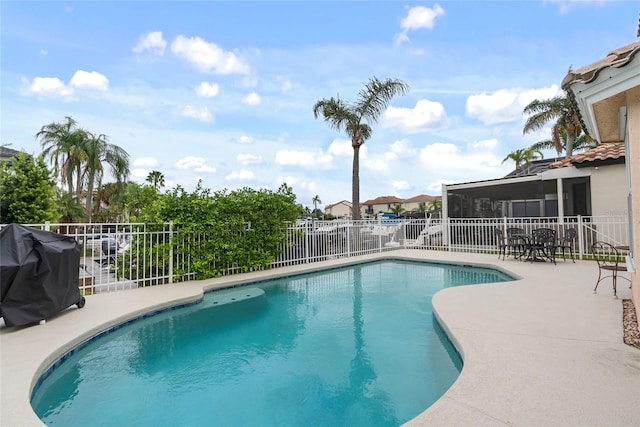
[{"left": 2, "top": 215, "right": 629, "bottom": 294}]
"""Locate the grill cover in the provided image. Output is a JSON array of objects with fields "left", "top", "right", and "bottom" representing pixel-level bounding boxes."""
[{"left": 0, "top": 224, "right": 83, "bottom": 327}]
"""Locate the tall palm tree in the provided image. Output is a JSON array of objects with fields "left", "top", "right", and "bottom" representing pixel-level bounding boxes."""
[
  {"left": 313, "top": 77, "right": 409, "bottom": 220},
  {"left": 80, "top": 131, "right": 130, "bottom": 222},
  {"left": 312, "top": 194, "right": 321, "bottom": 211},
  {"left": 36, "top": 116, "right": 86, "bottom": 199},
  {"left": 522, "top": 93, "right": 584, "bottom": 158},
  {"left": 502, "top": 147, "right": 543, "bottom": 176},
  {"left": 146, "top": 170, "right": 165, "bottom": 191},
  {"left": 529, "top": 127, "right": 595, "bottom": 155}
]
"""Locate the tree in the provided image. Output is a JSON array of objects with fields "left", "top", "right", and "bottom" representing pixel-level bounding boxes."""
[
  {"left": 79, "top": 131, "right": 130, "bottom": 223},
  {"left": 146, "top": 170, "right": 165, "bottom": 191},
  {"left": 522, "top": 93, "right": 585, "bottom": 158},
  {"left": 312, "top": 195, "right": 323, "bottom": 218},
  {"left": 529, "top": 127, "right": 595, "bottom": 155},
  {"left": 0, "top": 153, "right": 58, "bottom": 223},
  {"left": 502, "top": 147, "right": 543, "bottom": 176},
  {"left": 36, "top": 116, "right": 86, "bottom": 201},
  {"left": 390, "top": 203, "right": 405, "bottom": 215},
  {"left": 313, "top": 77, "right": 409, "bottom": 220},
  {"left": 428, "top": 199, "right": 442, "bottom": 214}
]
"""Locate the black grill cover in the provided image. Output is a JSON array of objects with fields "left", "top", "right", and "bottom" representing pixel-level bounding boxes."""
[{"left": 0, "top": 224, "right": 82, "bottom": 327}]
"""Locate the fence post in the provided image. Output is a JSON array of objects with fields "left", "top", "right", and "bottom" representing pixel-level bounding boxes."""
[
  {"left": 577, "top": 215, "right": 584, "bottom": 260},
  {"left": 168, "top": 221, "right": 174, "bottom": 284},
  {"left": 305, "top": 219, "right": 310, "bottom": 264},
  {"left": 378, "top": 218, "right": 383, "bottom": 253},
  {"left": 44, "top": 221, "right": 50, "bottom": 231},
  {"left": 347, "top": 223, "right": 351, "bottom": 257}
]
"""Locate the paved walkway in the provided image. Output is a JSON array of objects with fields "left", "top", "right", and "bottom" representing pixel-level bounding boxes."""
[{"left": 1, "top": 250, "right": 638, "bottom": 426}]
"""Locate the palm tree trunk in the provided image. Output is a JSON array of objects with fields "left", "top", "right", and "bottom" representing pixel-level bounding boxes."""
[
  {"left": 352, "top": 144, "right": 361, "bottom": 220},
  {"left": 566, "top": 135, "right": 575, "bottom": 158},
  {"left": 85, "top": 171, "right": 95, "bottom": 223}
]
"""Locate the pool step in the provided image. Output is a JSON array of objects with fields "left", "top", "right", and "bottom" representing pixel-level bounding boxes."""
[{"left": 201, "top": 287, "right": 265, "bottom": 308}]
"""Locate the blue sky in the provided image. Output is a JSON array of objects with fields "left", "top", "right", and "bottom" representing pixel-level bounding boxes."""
[{"left": 1, "top": 1, "right": 637, "bottom": 209}]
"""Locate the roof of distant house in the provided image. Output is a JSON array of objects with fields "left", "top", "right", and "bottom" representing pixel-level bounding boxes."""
[
  {"left": 403, "top": 194, "right": 439, "bottom": 203},
  {"left": 503, "top": 157, "right": 565, "bottom": 178},
  {"left": 549, "top": 142, "right": 625, "bottom": 169},
  {"left": 325, "top": 200, "right": 352, "bottom": 209},
  {"left": 0, "top": 146, "right": 24, "bottom": 159},
  {"left": 361, "top": 196, "right": 405, "bottom": 205}
]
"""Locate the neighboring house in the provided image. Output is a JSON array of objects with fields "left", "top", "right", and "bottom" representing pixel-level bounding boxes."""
[
  {"left": 402, "top": 194, "right": 438, "bottom": 212},
  {"left": 0, "top": 146, "right": 27, "bottom": 167},
  {"left": 561, "top": 40, "right": 639, "bottom": 322},
  {"left": 361, "top": 196, "right": 404, "bottom": 217},
  {"left": 324, "top": 200, "right": 352, "bottom": 218},
  {"left": 442, "top": 144, "right": 627, "bottom": 220}
]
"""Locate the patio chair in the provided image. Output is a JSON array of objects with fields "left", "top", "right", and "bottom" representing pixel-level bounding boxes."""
[
  {"left": 556, "top": 228, "right": 577, "bottom": 263},
  {"left": 494, "top": 228, "right": 507, "bottom": 259},
  {"left": 591, "top": 241, "right": 631, "bottom": 299},
  {"left": 506, "top": 227, "right": 527, "bottom": 260},
  {"left": 529, "top": 228, "right": 557, "bottom": 264}
]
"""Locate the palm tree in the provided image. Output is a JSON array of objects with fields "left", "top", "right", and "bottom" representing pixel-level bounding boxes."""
[
  {"left": 313, "top": 77, "right": 409, "bottom": 220},
  {"left": 146, "top": 170, "right": 165, "bottom": 191},
  {"left": 529, "top": 127, "right": 595, "bottom": 155},
  {"left": 36, "top": 116, "right": 86, "bottom": 199},
  {"left": 502, "top": 147, "right": 543, "bottom": 176},
  {"left": 390, "top": 203, "right": 405, "bottom": 216},
  {"left": 428, "top": 199, "right": 442, "bottom": 214},
  {"left": 79, "top": 131, "right": 130, "bottom": 223},
  {"left": 311, "top": 195, "right": 322, "bottom": 218},
  {"left": 522, "top": 93, "right": 584, "bottom": 158}
]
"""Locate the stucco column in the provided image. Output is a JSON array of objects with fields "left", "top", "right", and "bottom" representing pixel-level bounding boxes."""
[
  {"left": 556, "top": 178, "right": 564, "bottom": 223},
  {"left": 626, "top": 87, "right": 640, "bottom": 324}
]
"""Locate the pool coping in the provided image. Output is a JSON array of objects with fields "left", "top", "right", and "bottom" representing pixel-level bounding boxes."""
[{"left": 1, "top": 250, "right": 638, "bottom": 426}]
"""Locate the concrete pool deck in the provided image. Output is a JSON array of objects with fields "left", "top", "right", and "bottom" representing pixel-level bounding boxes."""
[{"left": 1, "top": 250, "right": 638, "bottom": 426}]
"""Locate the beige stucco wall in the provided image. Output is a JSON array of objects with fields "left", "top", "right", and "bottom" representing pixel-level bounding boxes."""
[
  {"left": 326, "top": 203, "right": 351, "bottom": 218},
  {"left": 588, "top": 163, "right": 629, "bottom": 217},
  {"left": 626, "top": 87, "right": 639, "bottom": 323}
]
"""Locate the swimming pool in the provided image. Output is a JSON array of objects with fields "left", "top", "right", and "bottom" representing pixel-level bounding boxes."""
[{"left": 31, "top": 260, "right": 513, "bottom": 426}]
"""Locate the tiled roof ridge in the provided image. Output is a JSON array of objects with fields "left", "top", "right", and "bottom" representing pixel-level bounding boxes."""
[
  {"left": 561, "top": 41, "right": 640, "bottom": 88},
  {"left": 549, "top": 141, "right": 625, "bottom": 169}
]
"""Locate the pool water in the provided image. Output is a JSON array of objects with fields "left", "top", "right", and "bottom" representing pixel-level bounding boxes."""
[{"left": 32, "top": 260, "right": 512, "bottom": 426}]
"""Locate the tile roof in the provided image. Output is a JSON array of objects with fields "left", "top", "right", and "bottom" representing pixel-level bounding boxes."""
[
  {"left": 403, "top": 194, "right": 439, "bottom": 203},
  {"left": 361, "top": 195, "right": 404, "bottom": 205},
  {"left": 549, "top": 142, "right": 625, "bottom": 168},
  {"left": 561, "top": 41, "right": 640, "bottom": 88},
  {"left": 325, "top": 200, "right": 352, "bottom": 209}
]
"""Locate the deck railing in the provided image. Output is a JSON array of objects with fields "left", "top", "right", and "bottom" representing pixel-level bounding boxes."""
[{"left": 1, "top": 215, "right": 629, "bottom": 294}]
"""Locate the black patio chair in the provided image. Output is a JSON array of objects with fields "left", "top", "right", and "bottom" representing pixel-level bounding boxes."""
[
  {"left": 556, "top": 228, "right": 577, "bottom": 263},
  {"left": 529, "top": 228, "right": 557, "bottom": 264},
  {"left": 506, "top": 227, "right": 527, "bottom": 260},
  {"left": 591, "top": 242, "right": 631, "bottom": 299}
]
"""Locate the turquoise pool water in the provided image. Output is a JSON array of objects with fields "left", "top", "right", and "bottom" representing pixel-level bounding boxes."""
[{"left": 32, "top": 260, "right": 512, "bottom": 426}]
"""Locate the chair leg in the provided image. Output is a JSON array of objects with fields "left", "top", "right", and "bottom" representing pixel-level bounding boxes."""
[
  {"left": 612, "top": 273, "right": 618, "bottom": 299},
  {"left": 593, "top": 269, "right": 602, "bottom": 294}
]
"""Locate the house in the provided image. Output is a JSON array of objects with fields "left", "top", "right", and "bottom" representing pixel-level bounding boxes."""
[
  {"left": 402, "top": 194, "right": 439, "bottom": 213},
  {"left": 442, "top": 144, "right": 627, "bottom": 220},
  {"left": 324, "top": 200, "right": 352, "bottom": 218},
  {"left": 561, "top": 40, "right": 639, "bottom": 324},
  {"left": 0, "top": 146, "right": 27, "bottom": 167},
  {"left": 361, "top": 196, "right": 404, "bottom": 217}
]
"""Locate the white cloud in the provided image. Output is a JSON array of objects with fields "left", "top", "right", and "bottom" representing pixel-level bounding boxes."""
[
  {"left": 326, "top": 139, "right": 369, "bottom": 158},
  {"left": 387, "top": 139, "right": 417, "bottom": 158},
  {"left": 171, "top": 35, "right": 250, "bottom": 75},
  {"left": 275, "top": 150, "right": 333, "bottom": 167},
  {"left": 180, "top": 105, "right": 213, "bottom": 122},
  {"left": 276, "top": 75, "right": 292, "bottom": 91},
  {"left": 236, "top": 135, "right": 254, "bottom": 144},
  {"left": 225, "top": 169, "right": 255, "bottom": 181},
  {"left": 194, "top": 165, "right": 216, "bottom": 173},
  {"left": 176, "top": 156, "right": 206, "bottom": 169},
  {"left": 40, "top": 49, "right": 48, "bottom": 56},
  {"left": 132, "top": 31, "right": 167, "bottom": 56},
  {"left": 133, "top": 157, "right": 159, "bottom": 167},
  {"left": 24, "top": 77, "right": 73, "bottom": 99},
  {"left": 242, "top": 92, "right": 261, "bottom": 106},
  {"left": 466, "top": 85, "right": 562, "bottom": 125},
  {"left": 392, "top": 180, "right": 411, "bottom": 191},
  {"left": 362, "top": 158, "right": 390, "bottom": 172},
  {"left": 467, "top": 138, "right": 499, "bottom": 151},
  {"left": 237, "top": 153, "right": 262, "bottom": 165},
  {"left": 426, "top": 179, "right": 456, "bottom": 194},
  {"left": 70, "top": 70, "right": 109, "bottom": 91},
  {"left": 419, "top": 142, "right": 506, "bottom": 180},
  {"left": 383, "top": 99, "right": 448, "bottom": 133},
  {"left": 394, "top": 4, "right": 445, "bottom": 45},
  {"left": 195, "top": 82, "right": 219, "bottom": 98},
  {"left": 131, "top": 168, "right": 149, "bottom": 179}
]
